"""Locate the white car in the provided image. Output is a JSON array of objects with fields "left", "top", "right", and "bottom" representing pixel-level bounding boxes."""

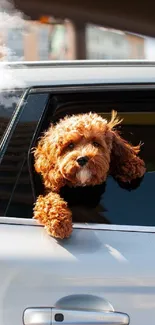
[{"left": 0, "top": 60, "right": 155, "bottom": 325}]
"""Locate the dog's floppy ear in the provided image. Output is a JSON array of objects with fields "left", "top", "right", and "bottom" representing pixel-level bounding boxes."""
[
  {"left": 33, "top": 124, "right": 66, "bottom": 192},
  {"left": 33, "top": 125, "right": 55, "bottom": 176},
  {"left": 108, "top": 111, "right": 146, "bottom": 183}
]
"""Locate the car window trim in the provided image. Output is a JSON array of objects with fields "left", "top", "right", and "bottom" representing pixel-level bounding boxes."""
[
  {"left": 0, "top": 89, "right": 29, "bottom": 161},
  {"left": 29, "top": 83, "right": 155, "bottom": 94},
  {"left": 0, "top": 216, "right": 155, "bottom": 233}
]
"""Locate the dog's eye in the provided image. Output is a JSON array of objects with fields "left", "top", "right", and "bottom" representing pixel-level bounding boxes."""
[
  {"left": 67, "top": 142, "right": 75, "bottom": 149},
  {"left": 92, "top": 141, "right": 100, "bottom": 148}
]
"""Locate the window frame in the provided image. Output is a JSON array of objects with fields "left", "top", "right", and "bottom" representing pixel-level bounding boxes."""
[
  {"left": 0, "top": 89, "right": 28, "bottom": 159},
  {"left": 1, "top": 83, "right": 155, "bottom": 233}
]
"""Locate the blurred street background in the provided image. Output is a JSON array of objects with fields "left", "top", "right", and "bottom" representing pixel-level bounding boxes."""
[{"left": 0, "top": 14, "right": 155, "bottom": 61}]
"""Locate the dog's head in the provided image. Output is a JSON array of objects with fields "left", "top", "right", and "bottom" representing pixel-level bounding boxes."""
[{"left": 34, "top": 111, "right": 146, "bottom": 192}]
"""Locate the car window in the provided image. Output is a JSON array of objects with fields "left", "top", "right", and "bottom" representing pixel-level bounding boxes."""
[
  {"left": 0, "top": 90, "right": 23, "bottom": 143},
  {"left": 1, "top": 88, "right": 155, "bottom": 227},
  {"left": 0, "top": 92, "right": 49, "bottom": 217}
]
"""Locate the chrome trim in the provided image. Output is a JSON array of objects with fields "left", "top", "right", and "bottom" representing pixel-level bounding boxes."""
[
  {"left": 29, "top": 83, "right": 155, "bottom": 94},
  {"left": 52, "top": 308, "right": 129, "bottom": 325},
  {"left": 23, "top": 308, "right": 52, "bottom": 325},
  {"left": 2, "top": 59, "right": 155, "bottom": 69},
  {"left": 23, "top": 306, "right": 129, "bottom": 325},
  {"left": 0, "top": 217, "right": 155, "bottom": 233}
]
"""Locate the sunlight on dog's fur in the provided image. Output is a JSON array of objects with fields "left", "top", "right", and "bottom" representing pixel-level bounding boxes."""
[{"left": 33, "top": 111, "right": 146, "bottom": 239}]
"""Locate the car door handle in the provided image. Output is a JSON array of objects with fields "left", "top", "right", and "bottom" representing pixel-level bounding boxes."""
[{"left": 23, "top": 307, "right": 130, "bottom": 325}]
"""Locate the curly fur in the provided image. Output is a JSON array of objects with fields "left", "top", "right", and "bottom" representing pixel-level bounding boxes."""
[{"left": 33, "top": 111, "right": 146, "bottom": 239}]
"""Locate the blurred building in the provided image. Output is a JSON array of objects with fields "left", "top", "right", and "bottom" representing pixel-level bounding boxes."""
[
  {"left": 86, "top": 24, "right": 145, "bottom": 59},
  {"left": 0, "top": 19, "right": 145, "bottom": 61}
]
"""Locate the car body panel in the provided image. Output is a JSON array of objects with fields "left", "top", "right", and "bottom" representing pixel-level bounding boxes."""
[
  {"left": 2, "top": 61, "right": 155, "bottom": 89},
  {"left": 0, "top": 218, "right": 155, "bottom": 325}
]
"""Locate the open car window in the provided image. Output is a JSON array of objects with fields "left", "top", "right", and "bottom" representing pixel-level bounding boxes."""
[{"left": 1, "top": 88, "right": 155, "bottom": 227}]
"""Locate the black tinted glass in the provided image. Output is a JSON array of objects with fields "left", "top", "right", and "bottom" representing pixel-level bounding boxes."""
[
  {"left": 0, "top": 93, "right": 49, "bottom": 217},
  {"left": 0, "top": 90, "right": 23, "bottom": 142}
]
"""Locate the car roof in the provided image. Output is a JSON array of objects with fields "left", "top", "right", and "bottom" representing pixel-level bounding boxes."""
[{"left": 1, "top": 60, "right": 155, "bottom": 90}]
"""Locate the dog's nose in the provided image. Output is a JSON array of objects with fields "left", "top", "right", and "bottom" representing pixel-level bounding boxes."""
[{"left": 77, "top": 156, "right": 89, "bottom": 167}]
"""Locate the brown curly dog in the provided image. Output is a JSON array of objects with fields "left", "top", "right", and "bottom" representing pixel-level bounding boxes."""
[{"left": 33, "top": 111, "right": 146, "bottom": 239}]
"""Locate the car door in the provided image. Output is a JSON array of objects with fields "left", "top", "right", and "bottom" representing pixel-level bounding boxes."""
[{"left": 0, "top": 84, "right": 155, "bottom": 325}]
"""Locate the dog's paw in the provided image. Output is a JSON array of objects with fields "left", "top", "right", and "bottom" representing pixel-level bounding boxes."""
[
  {"left": 34, "top": 193, "right": 72, "bottom": 239},
  {"left": 45, "top": 214, "right": 73, "bottom": 239}
]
